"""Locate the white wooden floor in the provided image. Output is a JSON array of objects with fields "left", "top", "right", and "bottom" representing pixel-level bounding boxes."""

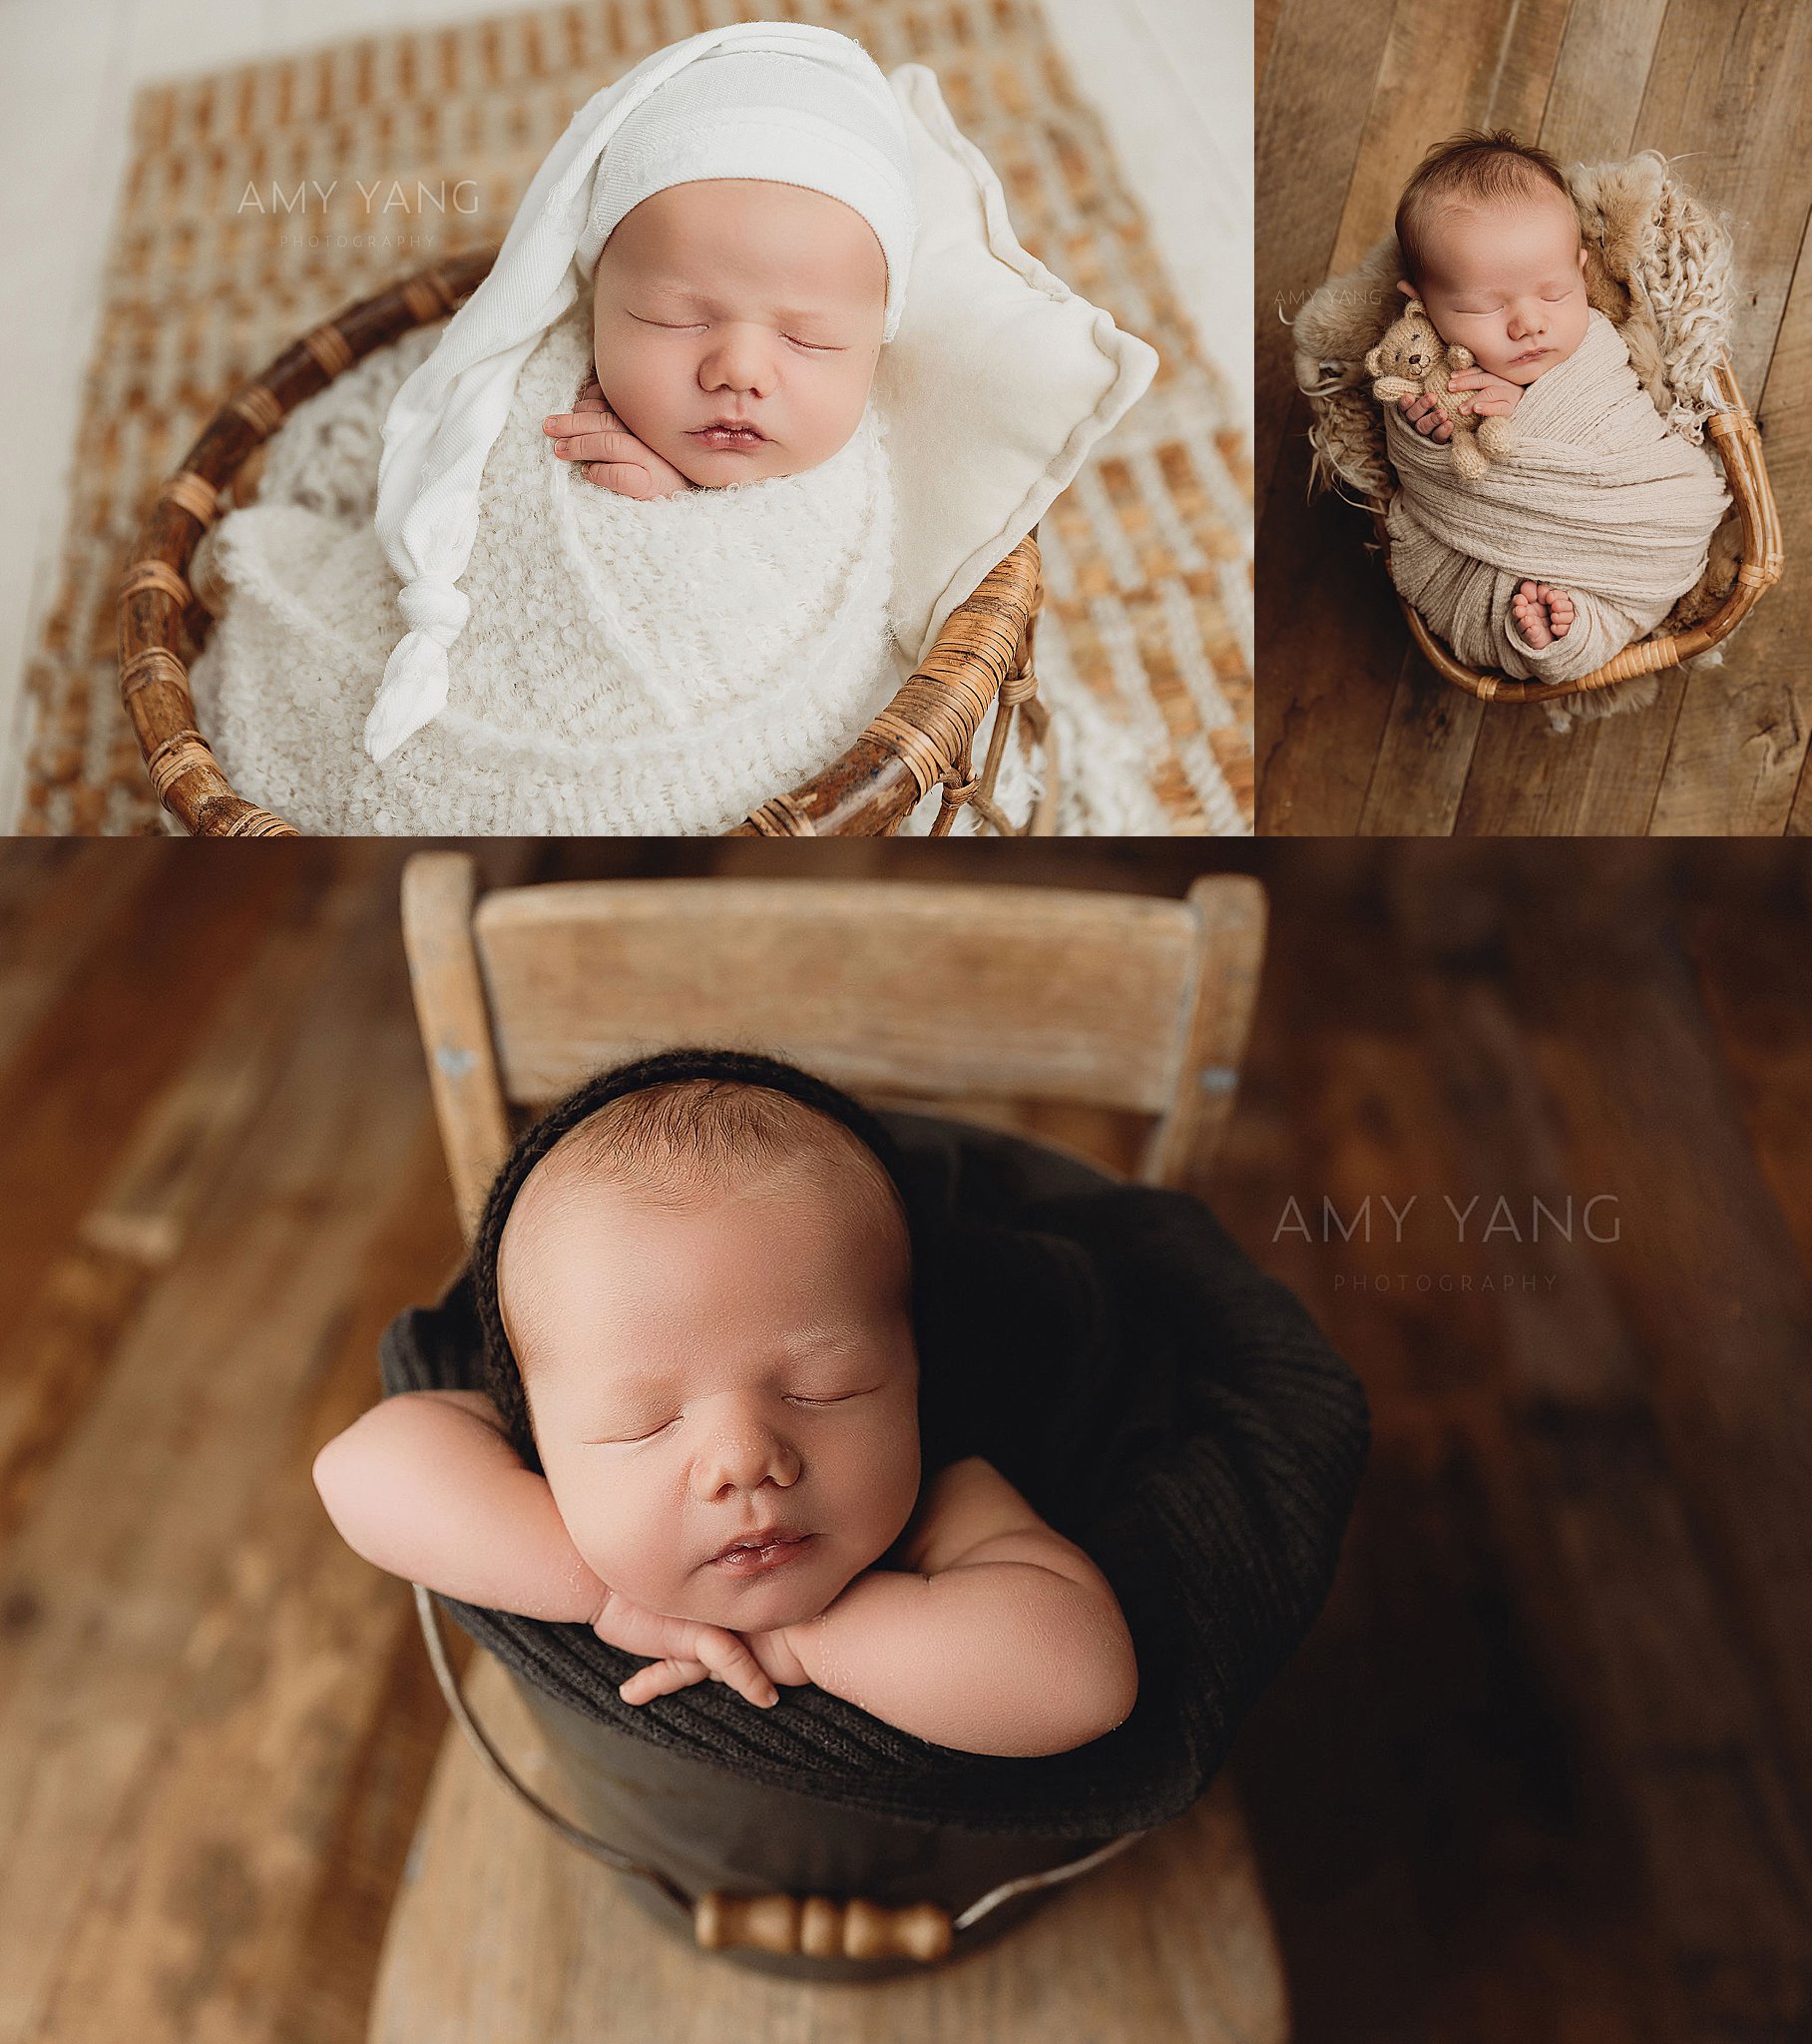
[{"left": 0, "top": 0, "right": 1249, "bottom": 830}]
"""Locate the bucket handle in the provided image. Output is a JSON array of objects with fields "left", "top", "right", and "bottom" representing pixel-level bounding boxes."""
[{"left": 414, "top": 1585, "right": 1145, "bottom": 1962}]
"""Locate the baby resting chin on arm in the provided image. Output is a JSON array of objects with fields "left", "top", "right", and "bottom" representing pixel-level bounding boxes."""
[
  {"left": 540, "top": 176, "right": 889, "bottom": 502},
  {"left": 313, "top": 1076, "right": 1137, "bottom": 1760},
  {"left": 315, "top": 1402, "right": 1135, "bottom": 1755}
]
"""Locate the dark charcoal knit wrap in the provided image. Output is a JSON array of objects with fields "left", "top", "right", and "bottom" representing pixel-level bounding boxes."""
[{"left": 382, "top": 1104, "right": 1370, "bottom": 1838}]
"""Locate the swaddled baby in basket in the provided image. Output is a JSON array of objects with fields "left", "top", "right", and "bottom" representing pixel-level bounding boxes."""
[
  {"left": 314, "top": 1056, "right": 1139, "bottom": 1758},
  {"left": 1377, "top": 131, "right": 1728, "bottom": 688},
  {"left": 197, "top": 24, "right": 920, "bottom": 834}
]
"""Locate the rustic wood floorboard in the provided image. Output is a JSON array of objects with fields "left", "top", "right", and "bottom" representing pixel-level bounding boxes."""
[
  {"left": 1257, "top": 0, "right": 1812, "bottom": 835},
  {"left": 0, "top": 840, "right": 1807, "bottom": 2041}
]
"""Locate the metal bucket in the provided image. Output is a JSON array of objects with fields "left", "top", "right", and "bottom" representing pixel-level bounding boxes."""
[{"left": 419, "top": 1587, "right": 1140, "bottom": 1982}]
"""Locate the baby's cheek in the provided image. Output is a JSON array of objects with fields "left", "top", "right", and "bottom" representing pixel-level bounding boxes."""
[
  {"left": 830, "top": 1412, "right": 921, "bottom": 1563},
  {"left": 548, "top": 1469, "right": 667, "bottom": 1601}
]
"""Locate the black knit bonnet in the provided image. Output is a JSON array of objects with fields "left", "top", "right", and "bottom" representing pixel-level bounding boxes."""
[{"left": 469, "top": 1046, "right": 933, "bottom": 1471}]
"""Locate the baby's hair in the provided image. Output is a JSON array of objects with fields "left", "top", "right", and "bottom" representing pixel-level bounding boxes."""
[
  {"left": 470, "top": 1048, "right": 915, "bottom": 1465},
  {"left": 1395, "top": 130, "right": 1576, "bottom": 289}
]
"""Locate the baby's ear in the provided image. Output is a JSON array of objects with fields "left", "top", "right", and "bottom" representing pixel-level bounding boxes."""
[{"left": 1395, "top": 280, "right": 1419, "bottom": 304}]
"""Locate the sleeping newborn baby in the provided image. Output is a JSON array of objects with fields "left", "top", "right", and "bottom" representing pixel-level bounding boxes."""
[
  {"left": 1378, "top": 130, "right": 1728, "bottom": 687},
  {"left": 193, "top": 23, "right": 918, "bottom": 835},
  {"left": 542, "top": 175, "right": 885, "bottom": 502},
  {"left": 314, "top": 1063, "right": 1139, "bottom": 1757}
]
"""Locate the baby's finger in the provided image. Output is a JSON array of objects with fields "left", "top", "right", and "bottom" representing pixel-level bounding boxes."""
[
  {"left": 552, "top": 427, "right": 643, "bottom": 464},
  {"left": 543, "top": 408, "right": 621, "bottom": 439},
  {"left": 693, "top": 1629, "right": 780, "bottom": 1708},
  {"left": 582, "top": 461, "right": 655, "bottom": 497},
  {"left": 620, "top": 1658, "right": 709, "bottom": 1705}
]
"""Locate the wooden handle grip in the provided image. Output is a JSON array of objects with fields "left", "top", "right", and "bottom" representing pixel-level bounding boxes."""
[{"left": 694, "top": 1890, "right": 954, "bottom": 1963}]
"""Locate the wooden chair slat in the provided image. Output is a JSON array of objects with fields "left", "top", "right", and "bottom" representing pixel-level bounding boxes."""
[
  {"left": 474, "top": 881, "right": 1194, "bottom": 1118},
  {"left": 397, "top": 857, "right": 1268, "bottom": 1229}
]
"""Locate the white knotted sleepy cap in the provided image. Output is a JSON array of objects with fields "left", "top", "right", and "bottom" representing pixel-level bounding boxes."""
[{"left": 366, "top": 21, "right": 918, "bottom": 764}]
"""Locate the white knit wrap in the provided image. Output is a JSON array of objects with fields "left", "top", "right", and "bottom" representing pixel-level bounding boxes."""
[
  {"left": 197, "top": 303, "right": 900, "bottom": 834},
  {"left": 367, "top": 20, "right": 917, "bottom": 764}
]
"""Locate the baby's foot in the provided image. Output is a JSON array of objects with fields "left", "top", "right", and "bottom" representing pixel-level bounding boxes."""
[{"left": 1512, "top": 580, "right": 1575, "bottom": 648}]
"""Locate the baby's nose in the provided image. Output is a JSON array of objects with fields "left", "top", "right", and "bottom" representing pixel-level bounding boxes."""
[
  {"left": 692, "top": 1413, "right": 799, "bottom": 1497},
  {"left": 699, "top": 325, "right": 775, "bottom": 397}
]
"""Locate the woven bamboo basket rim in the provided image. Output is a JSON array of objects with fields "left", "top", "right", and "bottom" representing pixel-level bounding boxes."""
[
  {"left": 117, "top": 250, "right": 1052, "bottom": 837},
  {"left": 1364, "top": 353, "right": 1783, "bottom": 704}
]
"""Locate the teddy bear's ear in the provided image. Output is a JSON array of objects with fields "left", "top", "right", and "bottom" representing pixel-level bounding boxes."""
[
  {"left": 1405, "top": 296, "right": 1426, "bottom": 315},
  {"left": 1364, "top": 343, "right": 1383, "bottom": 377}
]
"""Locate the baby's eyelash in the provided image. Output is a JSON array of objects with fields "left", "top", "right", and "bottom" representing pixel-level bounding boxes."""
[
  {"left": 589, "top": 1417, "right": 680, "bottom": 1444},
  {"left": 785, "top": 336, "right": 843, "bottom": 353}
]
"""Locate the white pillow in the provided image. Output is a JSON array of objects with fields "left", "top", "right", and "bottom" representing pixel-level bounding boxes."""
[{"left": 878, "top": 65, "right": 1158, "bottom": 664}]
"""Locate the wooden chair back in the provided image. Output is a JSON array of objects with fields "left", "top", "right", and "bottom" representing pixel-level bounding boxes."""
[{"left": 401, "top": 853, "right": 1267, "bottom": 1241}]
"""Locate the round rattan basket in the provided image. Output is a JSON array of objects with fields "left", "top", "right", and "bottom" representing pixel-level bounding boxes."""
[
  {"left": 1366, "top": 352, "right": 1782, "bottom": 704},
  {"left": 117, "top": 251, "right": 1055, "bottom": 837}
]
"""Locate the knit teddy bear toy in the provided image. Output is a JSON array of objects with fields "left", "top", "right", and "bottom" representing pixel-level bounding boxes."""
[{"left": 1366, "top": 296, "right": 1514, "bottom": 482}]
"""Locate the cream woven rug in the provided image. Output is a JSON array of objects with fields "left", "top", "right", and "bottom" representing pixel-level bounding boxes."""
[{"left": 15, "top": 0, "right": 1251, "bottom": 835}]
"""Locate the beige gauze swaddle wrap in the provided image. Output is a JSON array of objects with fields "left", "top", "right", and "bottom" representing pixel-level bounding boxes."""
[{"left": 1382, "top": 309, "right": 1729, "bottom": 686}]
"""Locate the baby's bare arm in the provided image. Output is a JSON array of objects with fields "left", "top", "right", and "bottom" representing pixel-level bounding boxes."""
[
  {"left": 763, "top": 1457, "right": 1138, "bottom": 1757},
  {"left": 312, "top": 1390, "right": 606, "bottom": 1622}
]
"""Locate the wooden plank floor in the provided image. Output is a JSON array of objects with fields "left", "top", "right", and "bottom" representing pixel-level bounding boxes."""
[
  {"left": 0, "top": 838, "right": 1809, "bottom": 2041},
  {"left": 1255, "top": 0, "right": 1812, "bottom": 836}
]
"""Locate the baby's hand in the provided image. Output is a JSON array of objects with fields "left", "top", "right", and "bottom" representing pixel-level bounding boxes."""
[
  {"left": 543, "top": 378, "right": 693, "bottom": 500},
  {"left": 1447, "top": 367, "right": 1524, "bottom": 419},
  {"left": 590, "top": 1587, "right": 779, "bottom": 1708},
  {"left": 741, "top": 1624, "right": 813, "bottom": 1690},
  {"left": 1396, "top": 391, "right": 1454, "bottom": 442}
]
